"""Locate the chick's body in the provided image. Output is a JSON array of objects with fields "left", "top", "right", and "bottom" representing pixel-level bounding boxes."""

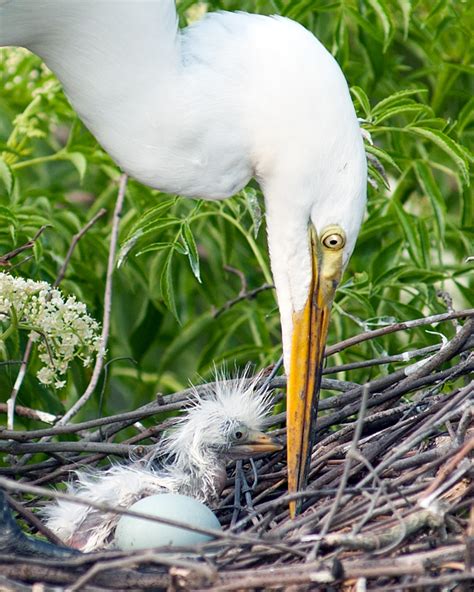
[{"left": 43, "top": 376, "right": 277, "bottom": 552}]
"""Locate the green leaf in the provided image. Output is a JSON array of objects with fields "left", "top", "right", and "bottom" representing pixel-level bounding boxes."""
[
  {"left": 456, "top": 96, "right": 474, "bottom": 135},
  {"left": 373, "top": 103, "right": 431, "bottom": 124},
  {"left": 0, "top": 206, "right": 17, "bottom": 226},
  {"left": 390, "top": 200, "right": 422, "bottom": 266},
  {"left": 408, "top": 127, "right": 470, "bottom": 187},
  {"left": 63, "top": 152, "right": 87, "bottom": 182},
  {"left": 366, "top": 0, "right": 394, "bottom": 50},
  {"left": 372, "top": 89, "right": 427, "bottom": 118},
  {"left": 365, "top": 144, "right": 400, "bottom": 172},
  {"left": 160, "top": 248, "right": 179, "bottom": 322},
  {"left": 413, "top": 161, "right": 446, "bottom": 243},
  {"left": 182, "top": 222, "right": 201, "bottom": 282},
  {"left": 136, "top": 242, "right": 175, "bottom": 256},
  {"left": 0, "top": 157, "right": 13, "bottom": 195},
  {"left": 129, "top": 199, "right": 176, "bottom": 232},
  {"left": 117, "top": 229, "right": 143, "bottom": 268},
  {"left": 396, "top": 0, "right": 412, "bottom": 39},
  {"left": 350, "top": 86, "right": 371, "bottom": 119}
]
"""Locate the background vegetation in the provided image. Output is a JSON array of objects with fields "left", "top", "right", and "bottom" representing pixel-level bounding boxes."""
[{"left": 0, "top": 0, "right": 472, "bottom": 428}]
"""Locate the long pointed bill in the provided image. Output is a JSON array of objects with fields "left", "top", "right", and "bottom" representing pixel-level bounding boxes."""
[{"left": 287, "top": 225, "right": 345, "bottom": 518}]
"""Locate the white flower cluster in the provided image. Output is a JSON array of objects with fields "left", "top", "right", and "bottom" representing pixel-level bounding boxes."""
[{"left": 0, "top": 272, "right": 101, "bottom": 388}]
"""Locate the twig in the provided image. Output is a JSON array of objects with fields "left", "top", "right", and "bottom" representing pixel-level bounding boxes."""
[
  {"left": 213, "top": 283, "right": 274, "bottom": 318},
  {"left": 0, "top": 440, "right": 146, "bottom": 456},
  {"left": 5, "top": 492, "right": 65, "bottom": 546},
  {"left": 0, "top": 402, "right": 57, "bottom": 424},
  {"left": 307, "top": 385, "right": 369, "bottom": 561},
  {"left": 53, "top": 208, "right": 107, "bottom": 288},
  {"left": 67, "top": 549, "right": 216, "bottom": 592},
  {"left": 0, "top": 225, "right": 49, "bottom": 267},
  {"left": 325, "top": 308, "right": 474, "bottom": 356},
  {"left": 418, "top": 438, "right": 474, "bottom": 507},
  {"left": 56, "top": 174, "right": 127, "bottom": 426},
  {"left": 6, "top": 339, "right": 33, "bottom": 430},
  {"left": 305, "top": 509, "right": 444, "bottom": 552}
]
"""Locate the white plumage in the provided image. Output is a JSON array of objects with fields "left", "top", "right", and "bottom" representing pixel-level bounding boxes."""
[
  {"left": 0, "top": 0, "right": 367, "bottom": 514},
  {"left": 42, "top": 373, "right": 279, "bottom": 552},
  {"left": 0, "top": 0, "right": 366, "bottom": 369}
]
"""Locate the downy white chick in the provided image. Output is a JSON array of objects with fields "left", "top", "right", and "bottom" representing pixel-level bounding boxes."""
[{"left": 43, "top": 374, "right": 281, "bottom": 552}]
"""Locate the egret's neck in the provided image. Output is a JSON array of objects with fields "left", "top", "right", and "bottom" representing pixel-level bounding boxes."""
[{"left": 263, "top": 180, "right": 314, "bottom": 372}]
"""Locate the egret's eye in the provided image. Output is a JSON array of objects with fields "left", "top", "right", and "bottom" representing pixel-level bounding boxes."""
[
  {"left": 233, "top": 428, "right": 246, "bottom": 441},
  {"left": 321, "top": 230, "right": 345, "bottom": 250}
]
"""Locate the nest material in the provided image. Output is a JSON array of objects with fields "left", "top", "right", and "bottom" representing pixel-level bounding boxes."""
[{"left": 0, "top": 311, "right": 473, "bottom": 591}]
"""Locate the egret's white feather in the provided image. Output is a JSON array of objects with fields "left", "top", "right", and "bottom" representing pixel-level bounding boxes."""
[
  {"left": 0, "top": 0, "right": 367, "bottom": 370},
  {"left": 42, "top": 371, "right": 273, "bottom": 552}
]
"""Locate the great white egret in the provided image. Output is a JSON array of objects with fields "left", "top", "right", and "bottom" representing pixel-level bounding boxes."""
[
  {"left": 0, "top": 0, "right": 367, "bottom": 517},
  {"left": 42, "top": 373, "right": 280, "bottom": 552}
]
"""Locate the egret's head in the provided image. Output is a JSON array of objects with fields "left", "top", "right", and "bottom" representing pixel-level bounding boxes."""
[
  {"left": 256, "top": 46, "right": 368, "bottom": 516},
  {"left": 162, "top": 370, "right": 282, "bottom": 469}
]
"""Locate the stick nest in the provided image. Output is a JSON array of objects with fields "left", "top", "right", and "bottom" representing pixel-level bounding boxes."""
[{"left": 1, "top": 311, "right": 473, "bottom": 591}]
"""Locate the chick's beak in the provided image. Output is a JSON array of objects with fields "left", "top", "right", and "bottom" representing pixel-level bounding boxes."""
[
  {"left": 287, "top": 225, "right": 345, "bottom": 518},
  {"left": 229, "top": 429, "right": 283, "bottom": 458}
]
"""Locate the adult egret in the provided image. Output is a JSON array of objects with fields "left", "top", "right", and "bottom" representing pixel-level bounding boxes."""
[
  {"left": 42, "top": 373, "right": 280, "bottom": 552},
  {"left": 0, "top": 1, "right": 367, "bottom": 516}
]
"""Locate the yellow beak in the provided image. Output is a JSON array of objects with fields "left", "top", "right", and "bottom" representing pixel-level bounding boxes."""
[
  {"left": 228, "top": 429, "right": 283, "bottom": 459},
  {"left": 287, "top": 225, "right": 345, "bottom": 518}
]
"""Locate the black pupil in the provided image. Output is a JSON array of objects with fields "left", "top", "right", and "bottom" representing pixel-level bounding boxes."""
[
  {"left": 330, "top": 238, "right": 338, "bottom": 245},
  {"left": 235, "top": 431, "right": 243, "bottom": 439}
]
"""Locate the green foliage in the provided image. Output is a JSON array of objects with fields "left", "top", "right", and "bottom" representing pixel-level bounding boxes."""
[{"left": 0, "top": 1, "right": 472, "bottom": 428}]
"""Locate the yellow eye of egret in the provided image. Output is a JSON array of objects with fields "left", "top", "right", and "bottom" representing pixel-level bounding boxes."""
[{"left": 321, "top": 230, "right": 345, "bottom": 250}]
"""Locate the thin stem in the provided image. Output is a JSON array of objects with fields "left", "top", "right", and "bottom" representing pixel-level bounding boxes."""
[{"left": 55, "top": 174, "right": 127, "bottom": 426}]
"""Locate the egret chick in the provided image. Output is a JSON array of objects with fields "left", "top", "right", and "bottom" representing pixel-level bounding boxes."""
[{"left": 43, "top": 374, "right": 281, "bottom": 552}]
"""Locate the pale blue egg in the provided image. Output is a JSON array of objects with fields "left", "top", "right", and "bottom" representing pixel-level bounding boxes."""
[{"left": 114, "top": 493, "right": 221, "bottom": 550}]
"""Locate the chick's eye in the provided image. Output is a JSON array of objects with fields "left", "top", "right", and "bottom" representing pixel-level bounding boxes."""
[
  {"left": 234, "top": 430, "right": 243, "bottom": 440},
  {"left": 322, "top": 232, "right": 345, "bottom": 250}
]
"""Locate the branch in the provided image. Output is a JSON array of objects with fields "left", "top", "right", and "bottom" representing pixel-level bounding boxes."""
[
  {"left": 325, "top": 308, "right": 474, "bottom": 356},
  {"left": 56, "top": 174, "right": 127, "bottom": 426},
  {"left": 53, "top": 207, "right": 107, "bottom": 288},
  {"left": 0, "top": 225, "right": 49, "bottom": 267},
  {"left": 213, "top": 283, "right": 274, "bottom": 318}
]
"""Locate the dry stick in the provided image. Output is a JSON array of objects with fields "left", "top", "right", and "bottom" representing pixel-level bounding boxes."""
[
  {"left": 0, "top": 403, "right": 57, "bottom": 424},
  {"left": 7, "top": 339, "right": 34, "bottom": 430},
  {"left": 204, "top": 544, "right": 466, "bottom": 591},
  {"left": 0, "top": 225, "right": 49, "bottom": 267},
  {"left": 4, "top": 314, "right": 469, "bottom": 442},
  {"left": 5, "top": 210, "right": 107, "bottom": 431},
  {"left": 320, "top": 509, "right": 445, "bottom": 552},
  {"left": 325, "top": 308, "right": 474, "bottom": 356},
  {"left": 213, "top": 283, "right": 274, "bottom": 318},
  {"left": 362, "top": 376, "right": 473, "bottom": 485},
  {"left": 52, "top": 208, "right": 107, "bottom": 288},
  {"left": 67, "top": 551, "right": 216, "bottom": 592},
  {"left": 5, "top": 492, "right": 65, "bottom": 546},
  {"left": 0, "top": 440, "right": 144, "bottom": 456},
  {"left": 56, "top": 176, "right": 127, "bottom": 426},
  {"left": 0, "top": 558, "right": 170, "bottom": 590},
  {"left": 307, "top": 385, "right": 370, "bottom": 561},
  {"left": 344, "top": 450, "right": 412, "bottom": 554},
  {"left": 274, "top": 369, "right": 472, "bottom": 535},
  {"left": 418, "top": 437, "right": 474, "bottom": 506}
]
